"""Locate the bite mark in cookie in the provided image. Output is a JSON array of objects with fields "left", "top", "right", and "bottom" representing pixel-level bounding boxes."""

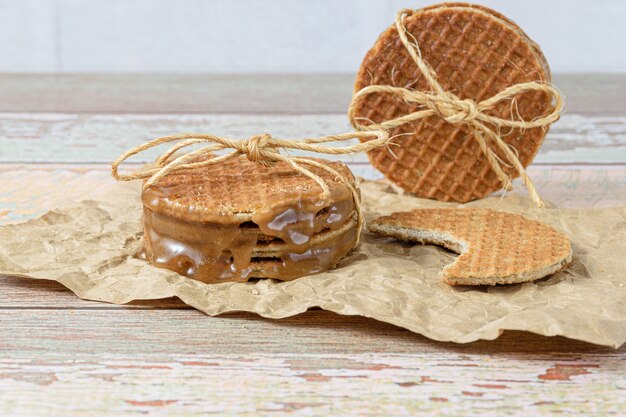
[{"left": 369, "top": 208, "right": 572, "bottom": 286}]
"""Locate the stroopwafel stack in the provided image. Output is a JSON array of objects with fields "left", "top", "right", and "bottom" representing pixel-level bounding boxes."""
[{"left": 140, "top": 156, "right": 359, "bottom": 283}]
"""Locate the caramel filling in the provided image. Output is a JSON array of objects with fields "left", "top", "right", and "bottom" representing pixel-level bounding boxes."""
[{"left": 139, "top": 198, "right": 357, "bottom": 283}]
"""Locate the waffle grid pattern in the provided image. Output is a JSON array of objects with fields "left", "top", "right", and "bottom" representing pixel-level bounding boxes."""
[
  {"left": 142, "top": 156, "right": 355, "bottom": 222},
  {"left": 354, "top": 4, "right": 553, "bottom": 202},
  {"left": 371, "top": 208, "right": 572, "bottom": 285}
]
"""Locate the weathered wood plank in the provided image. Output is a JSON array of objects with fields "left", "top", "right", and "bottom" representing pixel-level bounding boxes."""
[
  {"left": 0, "top": 275, "right": 187, "bottom": 309},
  {"left": 0, "top": 351, "right": 623, "bottom": 416},
  {"left": 0, "top": 274, "right": 624, "bottom": 357},
  {"left": 0, "top": 73, "right": 624, "bottom": 114},
  {"left": 1, "top": 274, "right": 624, "bottom": 364},
  {"left": 0, "top": 74, "right": 352, "bottom": 114},
  {"left": 2, "top": 113, "right": 625, "bottom": 164},
  {"left": 0, "top": 308, "right": 620, "bottom": 355},
  {"left": 1, "top": 164, "right": 624, "bottom": 226}
]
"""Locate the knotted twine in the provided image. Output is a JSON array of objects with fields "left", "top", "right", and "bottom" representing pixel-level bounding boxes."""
[
  {"left": 112, "top": 130, "right": 390, "bottom": 244},
  {"left": 348, "top": 8, "right": 565, "bottom": 207}
]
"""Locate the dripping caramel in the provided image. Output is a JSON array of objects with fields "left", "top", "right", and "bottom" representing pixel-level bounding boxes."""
[{"left": 138, "top": 156, "right": 360, "bottom": 283}]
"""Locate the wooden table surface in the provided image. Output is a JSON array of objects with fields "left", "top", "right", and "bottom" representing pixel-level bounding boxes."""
[{"left": 0, "top": 74, "right": 625, "bottom": 416}]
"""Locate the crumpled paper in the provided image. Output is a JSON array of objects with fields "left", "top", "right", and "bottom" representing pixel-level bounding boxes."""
[{"left": 1, "top": 180, "right": 625, "bottom": 348}]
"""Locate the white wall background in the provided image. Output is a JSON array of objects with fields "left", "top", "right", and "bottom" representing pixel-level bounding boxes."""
[{"left": 1, "top": 0, "right": 624, "bottom": 73}]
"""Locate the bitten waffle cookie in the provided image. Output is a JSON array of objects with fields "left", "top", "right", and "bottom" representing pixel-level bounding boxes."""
[
  {"left": 351, "top": 3, "right": 557, "bottom": 203},
  {"left": 140, "top": 156, "right": 359, "bottom": 283},
  {"left": 369, "top": 208, "right": 572, "bottom": 286}
]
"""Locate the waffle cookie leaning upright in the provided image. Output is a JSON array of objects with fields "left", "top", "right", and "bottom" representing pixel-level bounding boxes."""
[
  {"left": 351, "top": 3, "right": 560, "bottom": 203},
  {"left": 370, "top": 208, "right": 573, "bottom": 286},
  {"left": 140, "top": 156, "right": 360, "bottom": 283}
]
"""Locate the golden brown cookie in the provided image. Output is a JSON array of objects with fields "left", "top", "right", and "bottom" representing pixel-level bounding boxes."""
[
  {"left": 369, "top": 208, "right": 572, "bottom": 285},
  {"left": 140, "top": 156, "right": 359, "bottom": 283},
  {"left": 352, "top": 3, "right": 554, "bottom": 203}
]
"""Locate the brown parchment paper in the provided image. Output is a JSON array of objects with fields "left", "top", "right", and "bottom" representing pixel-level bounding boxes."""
[{"left": 1, "top": 180, "right": 625, "bottom": 348}]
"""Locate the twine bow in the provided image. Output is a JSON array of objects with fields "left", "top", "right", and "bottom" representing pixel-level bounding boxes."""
[
  {"left": 112, "top": 130, "right": 390, "bottom": 244},
  {"left": 348, "top": 8, "right": 565, "bottom": 207}
]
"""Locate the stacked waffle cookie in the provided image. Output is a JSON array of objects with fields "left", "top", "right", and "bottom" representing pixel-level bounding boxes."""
[
  {"left": 140, "top": 156, "right": 359, "bottom": 283},
  {"left": 352, "top": 2, "right": 555, "bottom": 202}
]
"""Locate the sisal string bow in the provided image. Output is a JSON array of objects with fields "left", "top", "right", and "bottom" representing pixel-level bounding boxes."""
[
  {"left": 348, "top": 8, "right": 565, "bottom": 207},
  {"left": 111, "top": 130, "right": 390, "bottom": 244}
]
